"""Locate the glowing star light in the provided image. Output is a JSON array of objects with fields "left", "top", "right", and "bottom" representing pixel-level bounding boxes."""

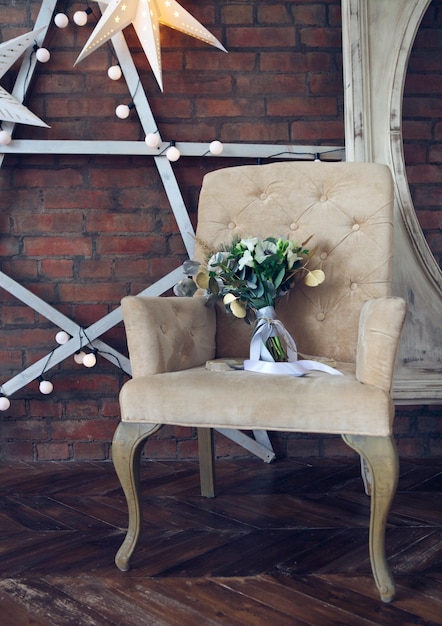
[
  {"left": 75, "top": 0, "right": 226, "bottom": 91},
  {"left": 0, "top": 28, "right": 49, "bottom": 128}
]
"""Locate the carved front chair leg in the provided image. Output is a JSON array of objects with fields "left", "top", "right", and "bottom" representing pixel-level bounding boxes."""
[
  {"left": 112, "top": 421, "right": 161, "bottom": 571},
  {"left": 342, "top": 434, "right": 399, "bottom": 603}
]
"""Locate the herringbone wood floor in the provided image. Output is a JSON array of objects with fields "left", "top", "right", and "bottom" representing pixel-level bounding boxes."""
[{"left": 0, "top": 456, "right": 440, "bottom": 625}]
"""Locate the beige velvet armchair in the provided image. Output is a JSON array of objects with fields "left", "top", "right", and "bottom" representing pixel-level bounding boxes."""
[{"left": 112, "top": 162, "right": 407, "bottom": 603}]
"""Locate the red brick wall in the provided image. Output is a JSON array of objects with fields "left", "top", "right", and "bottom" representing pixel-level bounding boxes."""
[{"left": 0, "top": 0, "right": 440, "bottom": 462}]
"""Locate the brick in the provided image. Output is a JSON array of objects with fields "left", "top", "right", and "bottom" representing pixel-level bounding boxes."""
[
  {"left": 300, "top": 27, "right": 342, "bottom": 48},
  {"left": 86, "top": 212, "right": 157, "bottom": 234},
  {"left": 24, "top": 237, "right": 93, "bottom": 258},
  {"left": 258, "top": 5, "right": 293, "bottom": 25},
  {"left": 267, "top": 96, "right": 337, "bottom": 117},
  {"left": 260, "top": 51, "right": 332, "bottom": 73},
  {"left": 50, "top": 419, "right": 117, "bottom": 442},
  {"left": 227, "top": 27, "right": 296, "bottom": 48},
  {"left": 294, "top": 5, "right": 327, "bottom": 26},
  {"left": 44, "top": 189, "right": 112, "bottom": 211},
  {"left": 309, "top": 73, "right": 343, "bottom": 95},
  {"left": 40, "top": 259, "right": 74, "bottom": 279},
  {"left": 219, "top": 121, "right": 289, "bottom": 142},
  {"left": 13, "top": 168, "right": 83, "bottom": 188},
  {"left": 37, "top": 442, "right": 70, "bottom": 461},
  {"left": 322, "top": 436, "right": 359, "bottom": 458},
  {"left": 2, "top": 419, "right": 48, "bottom": 441},
  {"left": 402, "top": 121, "right": 433, "bottom": 140},
  {"left": 429, "top": 145, "right": 442, "bottom": 162},
  {"left": 406, "top": 165, "right": 442, "bottom": 184},
  {"left": 237, "top": 74, "right": 306, "bottom": 95},
  {"left": 97, "top": 236, "right": 167, "bottom": 256},
  {"left": 1, "top": 259, "right": 39, "bottom": 279},
  {"left": 290, "top": 120, "right": 344, "bottom": 142},
  {"left": 195, "top": 97, "right": 265, "bottom": 117},
  {"left": 142, "top": 438, "right": 177, "bottom": 459},
  {"left": 73, "top": 442, "right": 108, "bottom": 461},
  {"left": 0, "top": 349, "right": 23, "bottom": 368},
  {"left": 1, "top": 304, "right": 35, "bottom": 325},
  {"left": 1, "top": 442, "right": 34, "bottom": 461},
  {"left": 15, "top": 213, "right": 83, "bottom": 235},
  {"left": 221, "top": 5, "right": 254, "bottom": 25}
]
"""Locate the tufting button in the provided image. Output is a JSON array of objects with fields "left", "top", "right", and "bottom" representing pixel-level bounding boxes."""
[
  {"left": 290, "top": 222, "right": 298, "bottom": 231},
  {"left": 320, "top": 252, "right": 328, "bottom": 260},
  {"left": 260, "top": 193, "right": 267, "bottom": 200},
  {"left": 189, "top": 328, "right": 195, "bottom": 337},
  {"left": 228, "top": 222, "right": 236, "bottom": 230},
  {"left": 352, "top": 223, "right": 360, "bottom": 231},
  {"left": 351, "top": 282, "right": 358, "bottom": 291},
  {"left": 320, "top": 194, "right": 327, "bottom": 203},
  {"left": 316, "top": 312, "right": 325, "bottom": 321},
  {"left": 160, "top": 323, "right": 167, "bottom": 333}
]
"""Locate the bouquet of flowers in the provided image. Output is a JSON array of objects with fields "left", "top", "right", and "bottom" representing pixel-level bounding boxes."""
[{"left": 184, "top": 236, "right": 325, "bottom": 362}]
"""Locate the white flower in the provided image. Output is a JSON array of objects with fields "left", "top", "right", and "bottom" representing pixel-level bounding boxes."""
[
  {"left": 286, "top": 248, "right": 301, "bottom": 269},
  {"left": 254, "top": 239, "right": 277, "bottom": 264},
  {"left": 240, "top": 237, "right": 259, "bottom": 251},
  {"left": 238, "top": 249, "right": 254, "bottom": 270}
]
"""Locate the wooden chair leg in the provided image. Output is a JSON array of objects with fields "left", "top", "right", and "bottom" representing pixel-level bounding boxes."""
[
  {"left": 342, "top": 434, "right": 399, "bottom": 603},
  {"left": 112, "top": 421, "right": 161, "bottom": 571},
  {"left": 198, "top": 427, "right": 215, "bottom": 498}
]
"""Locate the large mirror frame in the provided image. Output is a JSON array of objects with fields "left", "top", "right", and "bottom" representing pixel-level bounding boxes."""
[{"left": 342, "top": 0, "right": 441, "bottom": 404}]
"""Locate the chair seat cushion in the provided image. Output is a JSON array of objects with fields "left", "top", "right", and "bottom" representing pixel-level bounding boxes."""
[{"left": 119, "top": 363, "right": 393, "bottom": 436}]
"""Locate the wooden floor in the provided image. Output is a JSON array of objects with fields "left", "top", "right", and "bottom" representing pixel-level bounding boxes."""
[{"left": 0, "top": 456, "right": 440, "bottom": 625}]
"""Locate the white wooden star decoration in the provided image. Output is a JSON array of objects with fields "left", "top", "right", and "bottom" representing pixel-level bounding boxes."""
[
  {"left": 75, "top": 0, "right": 226, "bottom": 91},
  {"left": 0, "top": 28, "right": 49, "bottom": 127}
]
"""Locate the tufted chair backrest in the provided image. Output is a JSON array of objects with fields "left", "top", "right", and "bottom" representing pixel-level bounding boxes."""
[{"left": 194, "top": 161, "right": 394, "bottom": 363}]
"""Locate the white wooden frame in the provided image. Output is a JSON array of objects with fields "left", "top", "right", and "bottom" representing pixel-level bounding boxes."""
[{"left": 342, "top": 0, "right": 441, "bottom": 404}]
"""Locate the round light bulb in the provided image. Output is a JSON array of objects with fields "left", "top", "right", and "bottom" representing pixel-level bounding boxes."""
[
  {"left": 74, "top": 350, "right": 86, "bottom": 365},
  {"left": 115, "top": 104, "right": 130, "bottom": 119},
  {"left": 209, "top": 140, "right": 223, "bottom": 155},
  {"left": 108, "top": 65, "right": 122, "bottom": 80},
  {"left": 54, "top": 13, "right": 69, "bottom": 28},
  {"left": 39, "top": 380, "right": 53, "bottom": 395},
  {"left": 0, "top": 130, "right": 12, "bottom": 145},
  {"left": 73, "top": 10, "right": 88, "bottom": 26},
  {"left": 145, "top": 133, "right": 160, "bottom": 148},
  {"left": 55, "top": 331, "right": 70, "bottom": 345},
  {"left": 83, "top": 352, "right": 97, "bottom": 368},
  {"left": 0, "top": 396, "right": 11, "bottom": 411},
  {"left": 166, "top": 146, "right": 181, "bottom": 162},
  {"left": 36, "top": 48, "right": 51, "bottom": 63}
]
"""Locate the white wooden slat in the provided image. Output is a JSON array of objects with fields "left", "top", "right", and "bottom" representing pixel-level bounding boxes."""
[{"left": 0, "top": 139, "right": 345, "bottom": 160}]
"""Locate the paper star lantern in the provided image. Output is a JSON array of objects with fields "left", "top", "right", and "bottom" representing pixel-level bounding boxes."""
[
  {"left": 75, "top": 0, "right": 226, "bottom": 91},
  {"left": 0, "top": 27, "right": 49, "bottom": 128}
]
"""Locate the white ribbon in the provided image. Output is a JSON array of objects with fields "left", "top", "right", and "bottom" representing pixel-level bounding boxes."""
[{"left": 244, "top": 306, "right": 342, "bottom": 377}]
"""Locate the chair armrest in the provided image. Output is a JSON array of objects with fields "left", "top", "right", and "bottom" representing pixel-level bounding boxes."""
[
  {"left": 356, "top": 297, "right": 407, "bottom": 392},
  {"left": 121, "top": 296, "right": 216, "bottom": 377}
]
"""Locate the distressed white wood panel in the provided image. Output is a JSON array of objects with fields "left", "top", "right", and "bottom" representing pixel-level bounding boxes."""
[{"left": 341, "top": 0, "right": 441, "bottom": 404}]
